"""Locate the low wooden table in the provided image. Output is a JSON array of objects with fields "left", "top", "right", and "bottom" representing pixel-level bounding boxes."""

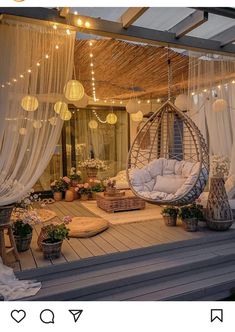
[{"left": 96, "top": 190, "right": 145, "bottom": 213}]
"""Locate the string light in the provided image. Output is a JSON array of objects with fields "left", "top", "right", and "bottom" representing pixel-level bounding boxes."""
[
  {"left": 85, "top": 21, "right": 91, "bottom": 28},
  {"left": 92, "top": 109, "right": 107, "bottom": 124},
  {"left": 74, "top": 11, "right": 78, "bottom": 15},
  {"left": 77, "top": 18, "right": 83, "bottom": 26},
  {"left": 45, "top": 54, "right": 49, "bottom": 59},
  {"left": 55, "top": 45, "right": 59, "bottom": 50},
  {"left": 20, "top": 74, "right": 24, "bottom": 78},
  {"left": 28, "top": 69, "right": 32, "bottom": 73},
  {"left": 66, "top": 29, "right": 71, "bottom": 35},
  {"left": 36, "top": 62, "right": 40, "bottom": 67}
]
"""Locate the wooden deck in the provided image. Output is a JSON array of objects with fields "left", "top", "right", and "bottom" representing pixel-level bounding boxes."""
[
  {"left": 11, "top": 200, "right": 235, "bottom": 301},
  {"left": 13, "top": 201, "right": 209, "bottom": 272}
]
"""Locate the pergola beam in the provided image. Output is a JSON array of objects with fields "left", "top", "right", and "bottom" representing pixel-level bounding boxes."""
[
  {"left": 191, "top": 7, "right": 235, "bottom": 19},
  {"left": 119, "top": 7, "right": 149, "bottom": 28},
  {"left": 1, "top": 7, "right": 235, "bottom": 56},
  {"left": 169, "top": 10, "right": 208, "bottom": 38},
  {"left": 59, "top": 7, "right": 70, "bottom": 18},
  {"left": 211, "top": 25, "right": 235, "bottom": 47}
]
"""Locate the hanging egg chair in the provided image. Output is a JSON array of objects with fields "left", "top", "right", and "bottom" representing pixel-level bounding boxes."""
[{"left": 127, "top": 100, "right": 209, "bottom": 206}]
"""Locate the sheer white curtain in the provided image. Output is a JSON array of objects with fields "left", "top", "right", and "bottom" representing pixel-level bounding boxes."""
[
  {"left": 0, "top": 19, "right": 75, "bottom": 300},
  {"left": 188, "top": 54, "right": 235, "bottom": 174},
  {"left": 0, "top": 19, "right": 75, "bottom": 206}
]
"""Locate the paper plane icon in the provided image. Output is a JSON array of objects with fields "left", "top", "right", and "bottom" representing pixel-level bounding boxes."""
[{"left": 69, "top": 310, "right": 83, "bottom": 323}]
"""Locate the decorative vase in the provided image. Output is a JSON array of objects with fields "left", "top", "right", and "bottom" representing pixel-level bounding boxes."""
[
  {"left": 53, "top": 192, "right": 63, "bottom": 201},
  {"left": 0, "top": 205, "right": 15, "bottom": 225},
  {"left": 69, "top": 187, "right": 79, "bottom": 200},
  {"left": 163, "top": 215, "right": 177, "bottom": 227},
  {"left": 206, "top": 176, "right": 233, "bottom": 231},
  {"left": 81, "top": 193, "right": 89, "bottom": 201},
  {"left": 87, "top": 168, "right": 98, "bottom": 178},
  {"left": 14, "top": 232, "right": 32, "bottom": 252},
  {"left": 41, "top": 240, "right": 63, "bottom": 259},
  {"left": 182, "top": 218, "right": 198, "bottom": 232},
  {"left": 65, "top": 189, "right": 74, "bottom": 202}
]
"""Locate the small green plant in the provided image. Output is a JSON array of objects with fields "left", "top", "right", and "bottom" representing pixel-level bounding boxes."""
[
  {"left": 50, "top": 178, "right": 69, "bottom": 193},
  {"left": 161, "top": 206, "right": 179, "bottom": 217},
  {"left": 178, "top": 203, "right": 204, "bottom": 220},
  {"left": 44, "top": 223, "right": 70, "bottom": 243},
  {"left": 13, "top": 220, "right": 33, "bottom": 237}
]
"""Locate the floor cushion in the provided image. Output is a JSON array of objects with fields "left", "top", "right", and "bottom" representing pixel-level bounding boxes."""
[{"left": 69, "top": 217, "right": 109, "bottom": 238}]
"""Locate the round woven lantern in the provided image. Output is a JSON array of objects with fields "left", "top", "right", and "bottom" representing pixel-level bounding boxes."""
[
  {"left": 49, "top": 117, "right": 58, "bottom": 126},
  {"left": 74, "top": 94, "right": 89, "bottom": 108},
  {"left": 54, "top": 101, "right": 68, "bottom": 115},
  {"left": 64, "top": 80, "right": 84, "bottom": 101},
  {"left": 106, "top": 113, "right": 117, "bottom": 125},
  {"left": 126, "top": 99, "right": 139, "bottom": 114},
  {"left": 212, "top": 99, "right": 227, "bottom": 112},
  {"left": 19, "top": 127, "right": 27, "bottom": 135},
  {"left": 33, "top": 120, "right": 42, "bottom": 129},
  {"left": 88, "top": 120, "right": 98, "bottom": 129},
  {"left": 131, "top": 111, "right": 143, "bottom": 122},
  {"left": 21, "top": 95, "right": 39, "bottom": 112},
  {"left": 60, "top": 110, "right": 72, "bottom": 121},
  {"left": 174, "top": 94, "right": 189, "bottom": 110}
]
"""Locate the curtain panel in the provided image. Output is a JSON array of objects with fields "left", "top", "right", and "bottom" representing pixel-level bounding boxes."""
[{"left": 0, "top": 19, "right": 75, "bottom": 205}]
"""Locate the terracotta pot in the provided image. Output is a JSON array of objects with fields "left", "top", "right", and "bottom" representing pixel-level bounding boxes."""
[
  {"left": 182, "top": 218, "right": 198, "bottom": 232},
  {"left": 87, "top": 168, "right": 98, "bottom": 178},
  {"left": 163, "top": 215, "right": 177, "bottom": 227},
  {"left": 0, "top": 205, "right": 15, "bottom": 225},
  {"left": 65, "top": 189, "right": 74, "bottom": 202},
  {"left": 14, "top": 232, "right": 32, "bottom": 252},
  {"left": 69, "top": 187, "right": 79, "bottom": 200},
  {"left": 53, "top": 192, "right": 63, "bottom": 201},
  {"left": 81, "top": 194, "right": 89, "bottom": 201},
  {"left": 41, "top": 240, "right": 63, "bottom": 259}
]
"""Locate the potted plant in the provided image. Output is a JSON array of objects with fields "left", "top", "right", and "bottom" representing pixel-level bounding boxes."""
[
  {"left": 40, "top": 217, "right": 71, "bottom": 259},
  {"left": 12, "top": 219, "right": 33, "bottom": 252},
  {"left": 105, "top": 179, "right": 117, "bottom": 195},
  {"left": 69, "top": 167, "right": 82, "bottom": 187},
  {"left": 50, "top": 177, "right": 69, "bottom": 201},
  {"left": 75, "top": 183, "right": 91, "bottom": 200},
  {"left": 89, "top": 179, "right": 105, "bottom": 199},
  {"left": 78, "top": 158, "right": 108, "bottom": 179},
  {"left": 178, "top": 203, "right": 204, "bottom": 232},
  {"left": 161, "top": 206, "right": 179, "bottom": 226}
]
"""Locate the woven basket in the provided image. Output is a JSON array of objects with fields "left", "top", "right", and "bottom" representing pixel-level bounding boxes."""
[
  {"left": 87, "top": 168, "right": 98, "bottom": 178},
  {"left": 182, "top": 218, "right": 198, "bottom": 232},
  {"left": 41, "top": 240, "right": 63, "bottom": 259},
  {"left": 14, "top": 232, "right": 32, "bottom": 252},
  {"left": 163, "top": 215, "right": 177, "bottom": 227},
  {"left": 0, "top": 205, "right": 14, "bottom": 225}
]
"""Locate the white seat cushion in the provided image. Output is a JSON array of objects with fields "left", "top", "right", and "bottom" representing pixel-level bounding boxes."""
[{"left": 153, "top": 175, "right": 186, "bottom": 194}]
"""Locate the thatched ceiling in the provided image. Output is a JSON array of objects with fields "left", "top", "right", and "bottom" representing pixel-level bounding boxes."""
[{"left": 74, "top": 39, "right": 189, "bottom": 101}]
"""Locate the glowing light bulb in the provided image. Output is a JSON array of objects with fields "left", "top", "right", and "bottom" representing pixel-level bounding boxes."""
[
  {"left": 203, "top": 89, "right": 207, "bottom": 92},
  {"left": 90, "top": 63, "right": 94, "bottom": 67},
  {"left": 89, "top": 41, "right": 93, "bottom": 46},
  {"left": 13, "top": 78, "right": 17, "bottom": 82},
  {"left": 55, "top": 45, "right": 59, "bottom": 50},
  {"left": 53, "top": 24, "right": 57, "bottom": 30},
  {"left": 137, "top": 100, "right": 141, "bottom": 104},
  {"left": 120, "top": 101, "right": 123, "bottom": 104},
  {"left": 92, "top": 82, "right": 95, "bottom": 86},
  {"left": 85, "top": 21, "right": 90, "bottom": 28},
  {"left": 147, "top": 100, "right": 150, "bottom": 104},
  {"left": 90, "top": 53, "right": 93, "bottom": 58},
  {"left": 36, "top": 62, "right": 40, "bottom": 66},
  {"left": 218, "top": 85, "right": 221, "bottom": 89},
  {"left": 92, "top": 77, "right": 95, "bottom": 81},
  {"left": 66, "top": 29, "right": 71, "bottom": 35},
  {"left": 28, "top": 69, "right": 31, "bottom": 73},
  {"left": 20, "top": 74, "right": 24, "bottom": 78},
  {"left": 74, "top": 11, "right": 78, "bottom": 15},
  {"left": 1, "top": 84, "right": 5, "bottom": 88},
  {"left": 91, "top": 71, "right": 95, "bottom": 75},
  {"left": 191, "top": 92, "right": 195, "bottom": 96},
  {"left": 232, "top": 80, "right": 235, "bottom": 84},
  {"left": 45, "top": 54, "right": 49, "bottom": 59},
  {"left": 77, "top": 18, "right": 82, "bottom": 26}
]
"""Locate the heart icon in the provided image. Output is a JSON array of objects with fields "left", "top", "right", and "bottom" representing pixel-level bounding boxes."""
[{"left": 11, "top": 310, "right": 26, "bottom": 323}]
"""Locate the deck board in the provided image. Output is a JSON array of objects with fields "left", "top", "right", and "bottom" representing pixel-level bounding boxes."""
[{"left": 13, "top": 200, "right": 216, "bottom": 272}]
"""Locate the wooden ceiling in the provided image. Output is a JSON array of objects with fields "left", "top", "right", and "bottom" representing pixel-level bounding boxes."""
[{"left": 74, "top": 39, "right": 189, "bottom": 101}]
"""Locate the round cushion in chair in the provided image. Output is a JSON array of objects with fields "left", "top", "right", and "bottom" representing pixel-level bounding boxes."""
[{"left": 69, "top": 217, "right": 109, "bottom": 238}]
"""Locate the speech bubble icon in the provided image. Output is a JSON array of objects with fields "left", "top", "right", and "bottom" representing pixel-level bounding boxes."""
[{"left": 40, "top": 309, "right": 55, "bottom": 324}]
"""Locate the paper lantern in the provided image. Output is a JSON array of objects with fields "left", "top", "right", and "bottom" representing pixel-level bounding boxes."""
[
  {"left": 54, "top": 101, "right": 68, "bottom": 115},
  {"left": 60, "top": 110, "right": 72, "bottom": 121},
  {"left": 64, "top": 80, "right": 84, "bottom": 101},
  {"left": 73, "top": 94, "right": 89, "bottom": 108},
  {"left": 106, "top": 113, "right": 117, "bottom": 125},
  {"left": 21, "top": 96, "right": 39, "bottom": 112},
  {"left": 19, "top": 127, "right": 27, "bottom": 135},
  {"left": 131, "top": 111, "right": 143, "bottom": 122},
  {"left": 212, "top": 99, "right": 228, "bottom": 112},
  {"left": 88, "top": 120, "right": 98, "bottom": 129},
  {"left": 49, "top": 117, "right": 58, "bottom": 126},
  {"left": 33, "top": 120, "right": 42, "bottom": 129},
  {"left": 174, "top": 94, "right": 189, "bottom": 110},
  {"left": 126, "top": 99, "right": 139, "bottom": 114}
]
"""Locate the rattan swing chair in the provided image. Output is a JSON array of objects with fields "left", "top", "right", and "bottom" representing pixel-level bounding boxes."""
[{"left": 126, "top": 60, "right": 209, "bottom": 206}]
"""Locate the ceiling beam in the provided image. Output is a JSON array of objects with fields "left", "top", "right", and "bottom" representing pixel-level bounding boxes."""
[
  {"left": 59, "top": 7, "right": 70, "bottom": 18},
  {"left": 119, "top": 7, "right": 149, "bottom": 28},
  {"left": 1, "top": 7, "right": 235, "bottom": 56},
  {"left": 211, "top": 25, "right": 235, "bottom": 47},
  {"left": 191, "top": 7, "right": 235, "bottom": 19},
  {"left": 168, "top": 10, "right": 208, "bottom": 38}
]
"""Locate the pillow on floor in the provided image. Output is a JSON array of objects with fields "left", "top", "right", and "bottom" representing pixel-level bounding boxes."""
[
  {"left": 69, "top": 217, "right": 109, "bottom": 238},
  {"left": 153, "top": 175, "right": 186, "bottom": 194}
]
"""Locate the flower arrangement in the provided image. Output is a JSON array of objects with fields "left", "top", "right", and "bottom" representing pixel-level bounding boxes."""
[
  {"left": 178, "top": 203, "right": 204, "bottom": 221},
  {"left": 42, "top": 216, "right": 72, "bottom": 244},
  {"left": 161, "top": 206, "right": 179, "bottom": 218},
  {"left": 89, "top": 179, "right": 105, "bottom": 192},
  {"left": 75, "top": 183, "right": 91, "bottom": 195},
  {"left": 69, "top": 167, "right": 82, "bottom": 181},
  {"left": 15, "top": 191, "right": 41, "bottom": 210},
  {"left": 78, "top": 159, "right": 108, "bottom": 171},
  {"left": 13, "top": 220, "right": 33, "bottom": 238},
  {"left": 104, "top": 179, "right": 116, "bottom": 188},
  {"left": 211, "top": 155, "right": 230, "bottom": 178},
  {"left": 50, "top": 177, "right": 70, "bottom": 193}
]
